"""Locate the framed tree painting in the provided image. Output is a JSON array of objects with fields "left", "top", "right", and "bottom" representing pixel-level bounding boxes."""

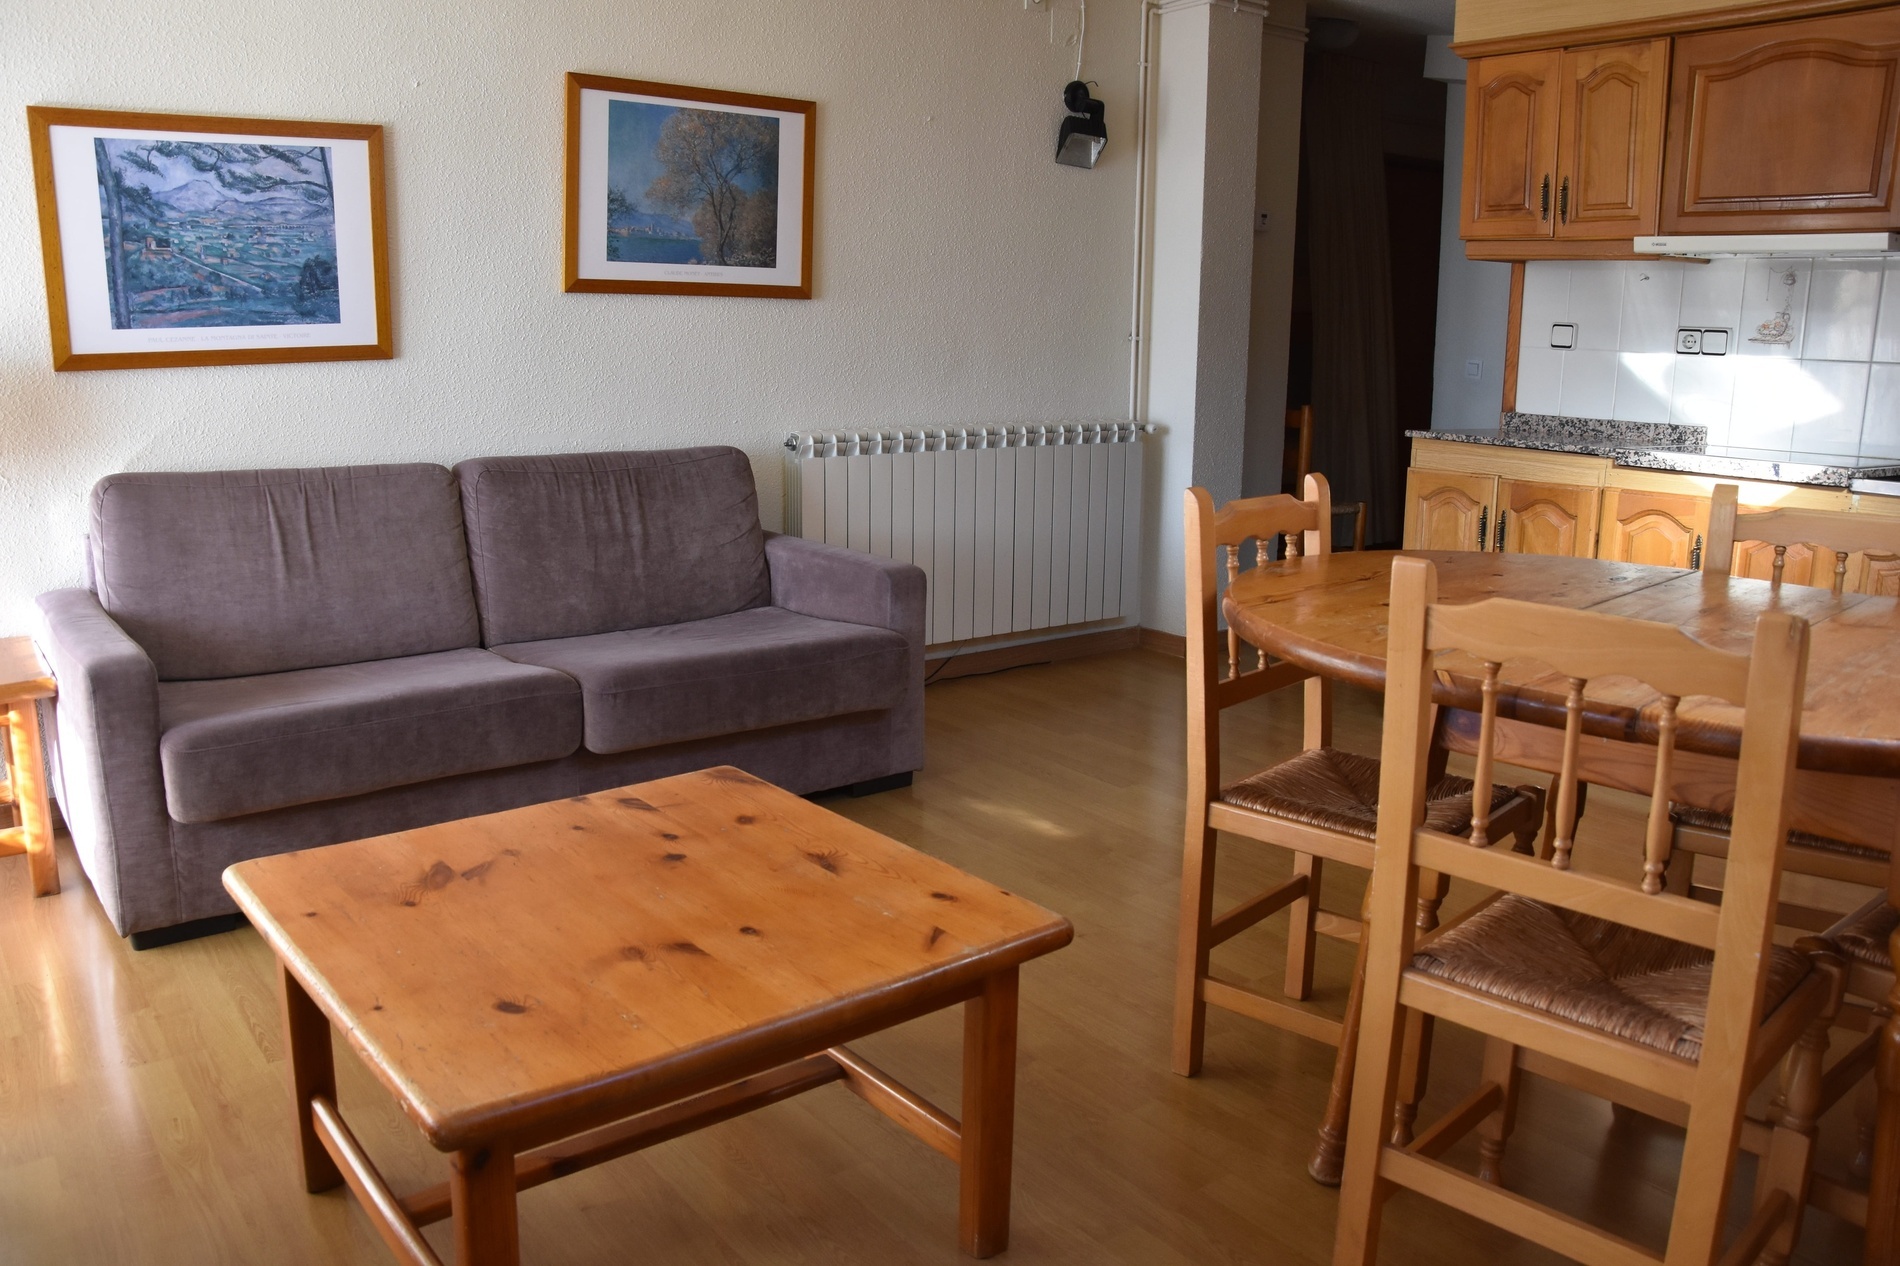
[
  {"left": 564, "top": 73, "right": 815, "bottom": 299},
  {"left": 27, "top": 107, "right": 392, "bottom": 371}
]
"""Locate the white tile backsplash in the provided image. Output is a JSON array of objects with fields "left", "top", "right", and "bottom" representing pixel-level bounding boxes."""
[
  {"left": 1559, "top": 349, "right": 1619, "bottom": 417},
  {"left": 1515, "top": 346, "right": 1564, "bottom": 414},
  {"left": 1619, "top": 266, "right": 1684, "bottom": 354},
  {"left": 1865, "top": 362, "right": 1900, "bottom": 456},
  {"left": 1737, "top": 258, "right": 1810, "bottom": 357},
  {"left": 1520, "top": 256, "right": 1898, "bottom": 462},
  {"left": 1567, "top": 265, "right": 1624, "bottom": 350},
  {"left": 1613, "top": 352, "right": 1674, "bottom": 423},
  {"left": 1802, "top": 261, "right": 1882, "bottom": 361}
]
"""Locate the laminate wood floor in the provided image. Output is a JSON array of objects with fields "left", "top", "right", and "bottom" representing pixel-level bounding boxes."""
[{"left": 0, "top": 650, "right": 1865, "bottom": 1264}]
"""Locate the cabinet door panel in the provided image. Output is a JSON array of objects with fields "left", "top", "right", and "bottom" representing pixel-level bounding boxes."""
[
  {"left": 1557, "top": 40, "right": 1667, "bottom": 238},
  {"left": 1853, "top": 552, "right": 1900, "bottom": 595},
  {"left": 1463, "top": 50, "right": 1562, "bottom": 239},
  {"left": 1404, "top": 470, "right": 1497, "bottom": 552},
  {"left": 1499, "top": 480, "right": 1600, "bottom": 557},
  {"left": 1598, "top": 489, "right": 1711, "bottom": 569},
  {"left": 1664, "top": 10, "right": 1900, "bottom": 232}
]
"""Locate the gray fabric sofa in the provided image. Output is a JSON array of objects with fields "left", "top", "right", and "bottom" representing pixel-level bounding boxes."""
[{"left": 35, "top": 448, "right": 925, "bottom": 945}]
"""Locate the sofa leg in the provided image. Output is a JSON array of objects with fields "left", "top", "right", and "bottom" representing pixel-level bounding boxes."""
[
  {"left": 849, "top": 771, "right": 914, "bottom": 798},
  {"left": 129, "top": 912, "right": 247, "bottom": 950}
]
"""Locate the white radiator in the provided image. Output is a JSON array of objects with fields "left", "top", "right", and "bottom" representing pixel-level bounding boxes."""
[{"left": 784, "top": 423, "right": 1149, "bottom": 647}]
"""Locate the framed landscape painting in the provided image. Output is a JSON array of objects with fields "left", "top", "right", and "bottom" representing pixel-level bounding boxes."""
[
  {"left": 564, "top": 73, "right": 815, "bottom": 299},
  {"left": 27, "top": 106, "right": 391, "bottom": 371}
]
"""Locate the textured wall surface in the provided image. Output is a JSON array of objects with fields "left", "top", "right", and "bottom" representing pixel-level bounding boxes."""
[{"left": 2, "top": 0, "right": 1137, "bottom": 635}]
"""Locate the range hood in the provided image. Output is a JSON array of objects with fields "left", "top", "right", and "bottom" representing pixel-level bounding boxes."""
[{"left": 1635, "top": 232, "right": 1900, "bottom": 257}]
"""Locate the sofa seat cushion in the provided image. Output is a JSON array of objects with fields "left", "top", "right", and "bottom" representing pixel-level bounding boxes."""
[
  {"left": 493, "top": 606, "right": 910, "bottom": 756},
  {"left": 158, "top": 650, "right": 583, "bottom": 824}
]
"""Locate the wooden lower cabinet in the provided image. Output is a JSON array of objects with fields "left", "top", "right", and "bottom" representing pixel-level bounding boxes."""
[
  {"left": 1597, "top": 489, "right": 1712, "bottom": 569},
  {"left": 1498, "top": 479, "right": 1600, "bottom": 557},
  {"left": 1403, "top": 469, "right": 1497, "bottom": 552}
]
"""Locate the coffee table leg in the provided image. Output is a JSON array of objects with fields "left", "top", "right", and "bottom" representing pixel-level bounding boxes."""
[
  {"left": 960, "top": 967, "right": 1019, "bottom": 1259},
  {"left": 451, "top": 1145, "right": 519, "bottom": 1266},
  {"left": 279, "top": 963, "right": 342, "bottom": 1193},
  {"left": 9, "top": 699, "right": 58, "bottom": 896}
]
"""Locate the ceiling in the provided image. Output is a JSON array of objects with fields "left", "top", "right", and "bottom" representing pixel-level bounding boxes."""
[{"left": 1305, "top": 0, "right": 1456, "bottom": 38}]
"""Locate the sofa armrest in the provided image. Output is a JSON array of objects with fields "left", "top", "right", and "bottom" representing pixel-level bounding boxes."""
[
  {"left": 764, "top": 533, "right": 926, "bottom": 644},
  {"left": 34, "top": 588, "right": 174, "bottom": 934}
]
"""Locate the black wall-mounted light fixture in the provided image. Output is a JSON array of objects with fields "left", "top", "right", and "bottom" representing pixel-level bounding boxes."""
[{"left": 1056, "top": 80, "right": 1105, "bottom": 169}]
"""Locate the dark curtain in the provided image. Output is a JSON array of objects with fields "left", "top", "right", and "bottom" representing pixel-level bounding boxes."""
[{"left": 1301, "top": 53, "right": 1403, "bottom": 546}]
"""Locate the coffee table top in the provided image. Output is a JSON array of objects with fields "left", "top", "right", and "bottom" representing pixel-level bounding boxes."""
[{"left": 225, "top": 767, "right": 1073, "bottom": 1152}]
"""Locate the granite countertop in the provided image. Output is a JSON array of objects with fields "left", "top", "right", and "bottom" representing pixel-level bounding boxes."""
[{"left": 1407, "top": 413, "right": 1900, "bottom": 489}]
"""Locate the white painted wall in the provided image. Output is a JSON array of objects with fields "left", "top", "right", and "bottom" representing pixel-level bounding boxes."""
[
  {"left": 2, "top": 0, "right": 1139, "bottom": 635},
  {"left": 1242, "top": 3, "right": 1307, "bottom": 499},
  {"left": 1427, "top": 82, "right": 1512, "bottom": 432},
  {"left": 1142, "top": 2, "right": 1263, "bottom": 638}
]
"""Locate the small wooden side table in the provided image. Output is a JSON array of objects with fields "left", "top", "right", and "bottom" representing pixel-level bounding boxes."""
[
  {"left": 0, "top": 636, "right": 58, "bottom": 896},
  {"left": 226, "top": 766, "right": 1073, "bottom": 1265}
]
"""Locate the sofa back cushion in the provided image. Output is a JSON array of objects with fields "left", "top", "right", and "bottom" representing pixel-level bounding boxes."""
[
  {"left": 455, "top": 448, "right": 771, "bottom": 645},
  {"left": 91, "top": 465, "right": 481, "bottom": 681}
]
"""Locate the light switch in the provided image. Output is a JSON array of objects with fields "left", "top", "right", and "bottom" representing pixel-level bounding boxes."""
[
  {"left": 1465, "top": 359, "right": 1482, "bottom": 380},
  {"left": 1701, "top": 328, "right": 1729, "bottom": 355},
  {"left": 1550, "top": 324, "right": 1576, "bottom": 349}
]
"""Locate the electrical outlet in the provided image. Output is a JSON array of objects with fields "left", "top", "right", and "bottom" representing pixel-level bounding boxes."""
[
  {"left": 1701, "top": 329, "right": 1729, "bottom": 355},
  {"left": 1677, "top": 329, "right": 1702, "bottom": 354},
  {"left": 1464, "top": 359, "right": 1482, "bottom": 380}
]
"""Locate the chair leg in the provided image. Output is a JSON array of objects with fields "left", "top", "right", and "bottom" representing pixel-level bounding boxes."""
[
  {"left": 1756, "top": 1008, "right": 1832, "bottom": 1265},
  {"left": 1309, "top": 897, "right": 1369, "bottom": 1186},
  {"left": 1172, "top": 824, "right": 1219, "bottom": 1077},
  {"left": 1867, "top": 937, "right": 1900, "bottom": 1265},
  {"left": 1391, "top": 1011, "right": 1435, "bottom": 1147},
  {"left": 1285, "top": 854, "right": 1322, "bottom": 1002},
  {"left": 1476, "top": 1037, "right": 1520, "bottom": 1185}
]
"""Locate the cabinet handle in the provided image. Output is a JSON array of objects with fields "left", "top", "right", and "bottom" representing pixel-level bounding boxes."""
[
  {"left": 1540, "top": 175, "right": 1551, "bottom": 222},
  {"left": 1477, "top": 505, "right": 1489, "bottom": 550},
  {"left": 1494, "top": 509, "right": 1507, "bottom": 552},
  {"left": 1691, "top": 533, "right": 1703, "bottom": 570},
  {"left": 1558, "top": 177, "right": 1571, "bottom": 224}
]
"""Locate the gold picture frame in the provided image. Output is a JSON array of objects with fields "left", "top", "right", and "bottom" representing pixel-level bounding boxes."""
[
  {"left": 563, "top": 73, "right": 815, "bottom": 299},
  {"left": 27, "top": 105, "right": 392, "bottom": 371}
]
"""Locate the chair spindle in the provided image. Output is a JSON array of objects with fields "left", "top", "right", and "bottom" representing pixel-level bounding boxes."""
[
  {"left": 1225, "top": 544, "right": 1240, "bottom": 681},
  {"left": 1255, "top": 538, "right": 1274, "bottom": 671},
  {"left": 1468, "top": 662, "right": 1501, "bottom": 848},
  {"left": 1284, "top": 530, "right": 1302, "bottom": 561},
  {"left": 1640, "top": 695, "right": 1680, "bottom": 895},
  {"left": 1834, "top": 549, "right": 1850, "bottom": 595},
  {"left": 1772, "top": 543, "right": 1787, "bottom": 584},
  {"left": 1551, "top": 677, "right": 1586, "bottom": 871}
]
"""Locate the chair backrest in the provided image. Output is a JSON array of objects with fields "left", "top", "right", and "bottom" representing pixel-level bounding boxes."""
[
  {"left": 1706, "top": 482, "right": 1900, "bottom": 593},
  {"left": 1374, "top": 553, "right": 1808, "bottom": 1078},
  {"left": 1183, "top": 477, "right": 1334, "bottom": 796}
]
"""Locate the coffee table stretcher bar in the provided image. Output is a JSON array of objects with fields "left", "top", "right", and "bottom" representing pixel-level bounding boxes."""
[{"left": 228, "top": 768, "right": 1070, "bottom": 1266}]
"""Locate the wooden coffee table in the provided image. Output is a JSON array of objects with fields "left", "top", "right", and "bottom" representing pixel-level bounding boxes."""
[{"left": 224, "top": 767, "right": 1072, "bottom": 1265}]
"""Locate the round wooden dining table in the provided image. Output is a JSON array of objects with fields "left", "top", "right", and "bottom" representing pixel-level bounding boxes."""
[{"left": 1222, "top": 549, "right": 1900, "bottom": 1261}]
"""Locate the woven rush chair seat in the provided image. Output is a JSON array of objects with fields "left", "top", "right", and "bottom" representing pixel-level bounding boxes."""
[
  {"left": 1221, "top": 748, "right": 1535, "bottom": 842},
  {"left": 1414, "top": 893, "right": 1815, "bottom": 1061},
  {"left": 1831, "top": 897, "right": 1899, "bottom": 970},
  {"left": 1669, "top": 802, "right": 1887, "bottom": 862}
]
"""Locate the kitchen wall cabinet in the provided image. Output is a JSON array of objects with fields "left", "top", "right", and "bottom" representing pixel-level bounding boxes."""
[
  {"left": 1463, "top": 51, "right": 1561, "bottom": 239},
  {"left": 1597, "top": 488, "right": 1712, "bottom": 568},
  {"left": 1463, "top": 41, "right": 1666, "bottom": 241},
  {"left": 1662, "top": 8, "right": 1900, "bottom": 233}
]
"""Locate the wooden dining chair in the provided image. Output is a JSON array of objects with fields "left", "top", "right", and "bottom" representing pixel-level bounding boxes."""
[
  {"left": 1668, "top": 485, "right": 1898, "bottom": 925},
  {"left": 1173, "top": 480, "right": 1541, "bottom": 1082},
  {"left": 1285, "top": 406, "right": 1368, "bottom": 551},
  {"left": 1333, "top": 556, "right": 1846, "bottom": 1266}
]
